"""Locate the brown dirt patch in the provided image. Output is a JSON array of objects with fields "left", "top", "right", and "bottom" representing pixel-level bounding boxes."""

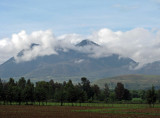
[{"left": 0, "top": 105, "right": 160, "bottom": 118}]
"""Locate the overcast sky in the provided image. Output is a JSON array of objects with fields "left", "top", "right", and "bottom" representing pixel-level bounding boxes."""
[{"left": 0, "top": 0, "right": 160, "bottom": 67}]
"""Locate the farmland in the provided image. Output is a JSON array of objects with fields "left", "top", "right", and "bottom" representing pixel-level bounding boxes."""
[{"left": 1, "top": 104, "right": 160, "bottom": 118}]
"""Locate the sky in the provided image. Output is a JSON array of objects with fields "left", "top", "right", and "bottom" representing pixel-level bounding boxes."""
[
  {"left": 0, "top": 0, "right": 160, "bottom": 68},
  {"left": 1, "top": 0, "right": 160, "bottom": 37}
]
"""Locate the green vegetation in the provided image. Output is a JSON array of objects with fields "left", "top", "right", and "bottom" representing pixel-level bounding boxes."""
[{"left": 0, "top": 77, "right": 160, "bottom": 108}]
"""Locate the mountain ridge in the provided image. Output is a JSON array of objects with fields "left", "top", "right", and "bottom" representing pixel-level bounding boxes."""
[{"left": 0, "top": 40, "right": 160, "bottom": 84}]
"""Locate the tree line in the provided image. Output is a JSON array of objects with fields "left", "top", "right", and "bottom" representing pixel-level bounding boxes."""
[{"left": 0, "top": 77, "right": 159, "bottom": 107}]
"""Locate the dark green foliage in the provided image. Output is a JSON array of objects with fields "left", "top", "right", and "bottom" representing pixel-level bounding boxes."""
[
  {"left": 0, "top": 79, "right": 3, "bottom": 102},
  {"left": 48, "top": 79, "right": 55, "bottom": 100},
  {"left": 76, "top": 87, "right": 87, "bottom": 104},
  {"left": 0, "top": 77, "right": 160, "bottom": 106},
  {"left": 104, "top": 83, "right": 110, "bottom": 102},
  {"left": 115, "top": 82, "right": 125, "bottom": 101},
  {"left": 157, "top": 89, "right": 160, "bottom": 103},
  {"left": 24, "top": 79, "right": 34, "bottom": 104},
  {"left": 35, "top": 81, "right": 48, "bottom": 105},
  {"left": 18, "top": 77, "right": 26, "bottom": 89},
  {"left": 81, "top": 77, "right": 93, "bottom": 99},
  {"left": 65, "top": 80, "right": 76, "bottom": 105},
  {"left": 54, "top": 87, "right": 66, "bottom": 106},
  {"left": 146, "top": 86, "right": 157, "bottom": 107},
  {"left": 139, "top": 90, "right": 146, "bottom": 100},
  {"left": 123, "top": 89, "right": 131, "bottom": 100},
  {"left": 109, "top": 92, "right": 116, "bottom": 103},
  {"left": 91, "top": 84, "right": 100, "bottom": 101}
]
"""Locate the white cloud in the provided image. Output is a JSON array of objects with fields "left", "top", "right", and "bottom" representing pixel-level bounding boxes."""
[
  {"left": 0, "top": 28, "right": 160, "bottom": 69},
  {"left": 0, "top": 30, "right": 58, "bottom": 63},
  {"left": 89, "top": 28, "right": 160, "bottom": 68},
  {"left": 74, "top": 59, "right": 84, "bottom": 64}
]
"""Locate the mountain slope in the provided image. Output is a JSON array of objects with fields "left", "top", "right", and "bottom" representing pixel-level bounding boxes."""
[
  {"left": 0, "top": 40, "right": 136, "bottom": 81},
  {"left": 93, "top": 74, "right": 160, "bottom": 90}
]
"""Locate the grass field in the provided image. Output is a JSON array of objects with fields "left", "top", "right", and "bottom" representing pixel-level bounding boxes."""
[{"left": 1, "top": 103, "right": 160, "bottom": 118}]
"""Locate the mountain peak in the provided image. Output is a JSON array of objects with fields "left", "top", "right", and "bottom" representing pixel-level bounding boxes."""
[
  {"left": 76, "top": 39, "right": 99, "bottom": 47},
  {"left": 30, "top": 43, "right": 39, "bottom": 49},
  {"left": 17, "top": 43, "right": 39, "bottom": 57}
]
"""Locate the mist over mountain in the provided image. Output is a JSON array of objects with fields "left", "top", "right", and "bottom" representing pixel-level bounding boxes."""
[
  {"left": 1, "top": 39, "right": 160, "bottom": 82},
  {"left": 0, "top": 40, "right": 135, "bottom": 81}
]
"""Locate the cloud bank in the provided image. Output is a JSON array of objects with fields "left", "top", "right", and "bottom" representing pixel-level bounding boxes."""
[{"left": 0, "top": 28, "right": 160, "bottom": 69}]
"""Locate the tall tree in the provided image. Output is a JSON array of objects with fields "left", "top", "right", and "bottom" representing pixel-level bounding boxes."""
[
  {"left": 18, "top": 77, "right": 26, "bottom": 89},
  {"left": 115, "top": 82, "right": 125, "bottom": 101},
  {"left": 91, "top": 84, "right": 100, "bottom": 101},
  {"left": 123, "top": 89, "right": 131, "bottom": 100},
  {"left": 146, "top": 85, "right": 157, "bottom": 107},
  {"left": 157, "top": 89, "right": 160, "bottom": 103},
  {"left": 24, "top": 79, "right": 34, "bottom": 105},
  {"left": 54, "top": 87, "right": 66, "bottom": 106},
  {"left": 48, "top": 79, "right": 55, "bottom": 100},
  {"left": 104, "top": 83, "right": 110, "bottom": 102},
  {"left": 0, "top": 79, "right": 3, "bottom": 102},
  {"left": 35, "top": 81, "right": 48, "bottom": 105},
  {"left": 81, "top": 77, "right": 93, "bottom": 99},
  {"left": 17, "top": 77, "right": 27, "bottom": 103},
  {"left": 65, "top": 80, "right": 77, "bottom": 106},
  {"left": 75, "top": 85, "right": 87, "bottom": 105},
  {"left": 2, "top": 82, "right": 8, "bottom": 105},
  {"left": 6, "top": 78, "right": 16, "bottom": 105},
  {"left": 109, "top": 91, "right": 116, "bottom": 107}
]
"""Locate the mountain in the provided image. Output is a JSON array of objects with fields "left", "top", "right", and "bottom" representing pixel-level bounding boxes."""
[
  {"left": 0, "top": 40, "right": 137, "bottom": 82},
  {"left": 93, "top": 74, "right": 160, "bottom": 90},
  {"left": 76, "top": 39, "right": 99, "bottom": 47}
]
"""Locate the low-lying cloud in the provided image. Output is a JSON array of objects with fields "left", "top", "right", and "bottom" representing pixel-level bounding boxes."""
[{"left": 0, "top": 28, "right": 160, "bottom": 69}]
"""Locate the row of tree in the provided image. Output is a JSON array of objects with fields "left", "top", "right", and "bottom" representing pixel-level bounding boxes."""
[{"left": 0, "top": 77, "right": 158, "bottom": 106}]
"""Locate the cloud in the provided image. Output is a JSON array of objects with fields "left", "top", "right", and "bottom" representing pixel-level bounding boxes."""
[
  {"left": 0, "top": 30, "right": 58, "bottom": 63},
  {"left": 74, "top": 59, "right": 84, "bottom": 64},
  {"left": 1, "top": 28, "right": 160, "bottom": 69},
  {"left": 89, "top": 28, "right": 160, "bottom": 68}
]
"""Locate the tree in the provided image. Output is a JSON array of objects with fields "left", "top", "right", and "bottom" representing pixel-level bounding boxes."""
[
  {"left": 12, "top": 86, "right": 22, "bottom": 105},
  {"left": 35, "top": 81, "right": 48, "bottom": 105},
  {"left": 91, "top": 84, "right": 100, "bottom": 101},
  {"left": 0, "top": 79, "right": 3, "bottom": 103},
  {"left": 8, "top": 78, "right": 15, "bottom": 86},
  {"left": 115, "top": 82, "right": 125, "bottom": 101},
  {"left": 54, "top": 87, "right": 66, "bottom": 106},
  {"left": 48, "top": 79, "right": 55, "bottom": 100},
  {"left": 123, "top": 89, "right": 131, "bottom": 100},
  {"left": 81, "top": 77, "right": 93, "bottom": 99},
  {"left": 6, "top": 78, "right": 16, "bottom": 105},
  {"left": 139, "top": 90, "right": 146, "bottom": 101},
  {"left": 146, "top": 86, "right": 157, "bottom": 107},
  {"left": 18, "top": 77, "right": 26, "bottom": 89},
  {"left": 17, "top": 77, "right": 27, "bottom": 103},
  {"left": 1, "top": 82, "right": 8, "bottom": 105},
  {"left": 109, "top": 92, "right": 116, "bottom": 106},
  {"left": 157, "top": 89, "right": 160, "bottom": 103},
  {"left": 24, "top": 79, "right": 34, "bottom": 105},
  {"left": 104, "top": 83, "right": 110, "bottom": 102},
  {"left": 77, "top": 90, "right": 87, "bottom": 105},
  {"left": 65, "top": 80, "right": 77, "bottom": 106}
]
